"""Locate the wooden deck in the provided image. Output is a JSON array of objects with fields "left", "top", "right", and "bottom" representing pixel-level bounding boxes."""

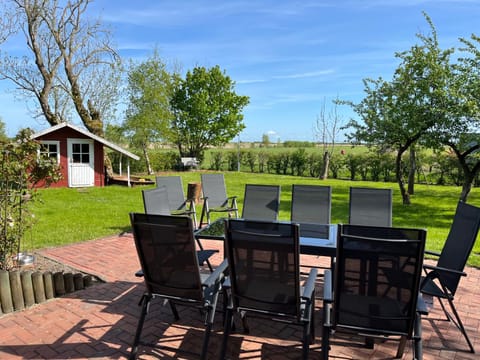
[{"left": 107, "top": 175, "right": 154, "bottom": 186}]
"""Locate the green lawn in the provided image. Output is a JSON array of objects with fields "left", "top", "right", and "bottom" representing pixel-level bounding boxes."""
[{"left": 28, "top": 171, "right": 480, "bottom": 267}]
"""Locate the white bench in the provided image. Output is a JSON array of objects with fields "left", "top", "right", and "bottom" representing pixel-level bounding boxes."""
[{"left": 180, "top": 157, "right": 199, "bottom": 169}]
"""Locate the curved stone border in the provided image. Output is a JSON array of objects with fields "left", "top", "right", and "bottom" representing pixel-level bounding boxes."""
[{"left": 0, "top": 269, "right": 96, "bottom": 315}]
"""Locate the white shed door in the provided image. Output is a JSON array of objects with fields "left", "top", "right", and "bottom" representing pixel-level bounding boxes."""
[{"left": 67, "top": 139, "right": 94, "bottom": 187}]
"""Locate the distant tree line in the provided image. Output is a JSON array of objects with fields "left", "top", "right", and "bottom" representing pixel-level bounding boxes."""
[{"left": 205, "top": 148, "right": 471, "bottom": 186}]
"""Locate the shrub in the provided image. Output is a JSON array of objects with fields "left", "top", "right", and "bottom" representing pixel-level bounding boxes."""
[{"left": 0, "top": 129, "right": 62, "bottom": 270}]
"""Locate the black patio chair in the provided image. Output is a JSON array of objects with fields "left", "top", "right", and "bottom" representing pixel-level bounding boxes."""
[
  {"left": 155, "top": 175, "right": 198, "bottom": 228},
  {"left": 291, "top": 184, "right": 331, "bottom": 227},
  {"left": 220, "top": 218, "right": 317, "bottom": 360},
  {"left": 143, "top": 185, "right": 216, "bottom": 270},
  {"left": 242, "top": 184, "right": 281, "bottom": 221},
  {"left": 129, "top": 213, "right": 228, "bottom": 360},
  {"left": 349, "top": 187, "right": 393, "bottom": 227},
  {"left": 199, "top": 173, "right": 238, "bottom": 226},
  {"left": 323, "top": 224, "right": 427, "bottom": 360},
  {"left": 420, "top": 201, "right": 480, "bottom": 353}
]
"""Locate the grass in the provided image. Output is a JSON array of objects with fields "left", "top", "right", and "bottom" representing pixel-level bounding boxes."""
[{"left": 27, "top": 171, "right": 480, "bottom": 267}]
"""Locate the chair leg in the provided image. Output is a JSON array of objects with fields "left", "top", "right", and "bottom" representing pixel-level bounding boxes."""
[
  {"left": 322, "top": 324, "right": 330, "bottom": 360},
  {"left": 310, "top": 297, "right": 316, "bottom": 344},
  {"left": 200, "top": 323, "right": 213, "bottom": 360},
  {"left": 302, "top": 321, "right": 311, "bottom": 360},
  {"left": 240, "top": 311, "right": 250, "bottom": 334},
  {"left": 199, "top": 202, "right": 208, "bottom": 227},
  {"left": 322, "top": 301, "right": 331, "bottom": 360},
  {"left": 220, "top": 307, "right": 234, "bottom": 360},
  {"left": 168, "top": 300, "right": 180, "bottom": 321},
  {"left": 130, "top": 294, "right": 151, "bottom": 360},
  {"left": 445, "top": 296, "right": 475, "bottom": 353},
  {"left": 395, "top": 336, "right": 407, "bottom": 359},
  {"left": 413, "top": 312, "right": 423, "bottom": 360}
]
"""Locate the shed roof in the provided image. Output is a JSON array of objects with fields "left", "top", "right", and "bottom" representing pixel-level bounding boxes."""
[{"left": 32, "top": 122, "right": 140, "bottom": 161}]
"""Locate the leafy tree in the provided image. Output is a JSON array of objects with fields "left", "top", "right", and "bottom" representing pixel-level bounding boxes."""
[
  {"left": 123, "top": 51, "right": 173, "bottom": 174},
  {"left": 0, "top": 0, "right": 121, "bottom": 136},
  {"left": 169, "top": 65, "right": 249, "bottom": 161},
  {"left": 0, "top": 118, "right": 8, "bottom": 142},
  {"left": 437, "top": 34, "right": 480, "bottom": 201},
  {"left": 261, "top": 133, "right": 270, "bottom": 147},
  {"left": 344, "top": 14, "right": 455, "bottom": 204}
]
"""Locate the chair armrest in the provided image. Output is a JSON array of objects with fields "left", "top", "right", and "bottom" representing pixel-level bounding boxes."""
[
  {"left": 423, "top": 263, "right": 467, "bottom": 277},
  {"left": 323, "top": 269, "right": 333, "bottom": 303},
  {"left": 424, "top": 249, "right": 441, "bottom": 257},
  {"left": 202, "top": 258, "right": 229, "bottom": 289},
  {"left": 301, "top": 267, "right": 318, "bottom": 300},
  {"left": 416, "top": 293, "right": 429, "bottom": 315}
]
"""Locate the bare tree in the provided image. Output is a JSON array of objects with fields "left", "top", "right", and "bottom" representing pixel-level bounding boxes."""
[
  {"left": 0, "top": 0, "right": 121, "bottom": 136},
  {"left": 313, "top": 97, "right": 344, "bottom": 179}
]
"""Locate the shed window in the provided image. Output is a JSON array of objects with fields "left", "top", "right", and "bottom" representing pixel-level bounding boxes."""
[
  {"left": 39, "top": 141, "right": 60, "bottom": 164},
  {"left": 72, "top": 143, "right": 90, "bottom": 163}
]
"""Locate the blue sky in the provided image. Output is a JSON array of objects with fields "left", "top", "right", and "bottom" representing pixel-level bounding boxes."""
[{"left": 1, "top": 0, "right": 479, "bottom": 142}]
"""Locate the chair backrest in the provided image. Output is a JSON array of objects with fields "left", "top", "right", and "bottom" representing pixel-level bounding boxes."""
[
  {"left": 291, "top": 184, "right": 331, "bottom": 224},
  {"left": 201, "top": 173, "right": 229, "bottom": 207},
  {"left": 130, "top": 213, "right": 203, "bottom": 301},
  {"left": 142, "top": 185, "right": 171, "bottom": 215},
  {"left": 242, "top": 184, "right": 281, "bottom": 221},
  {"left": 155, "top": 176, "right": 186, "bottom": 211},
  {"left": 349, "top": 187, "right": 393, "bottom": 227},
  {"left": 334, "top": 224, "right": 426, "bottom": 336},
  {"left": 225, "top": 218, "right": 300, "bottom": 317},
  {"left": 436, "top": 201, "right": 480, "bottom": 294}
]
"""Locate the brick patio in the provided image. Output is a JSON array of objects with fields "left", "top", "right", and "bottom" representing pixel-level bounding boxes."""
[{"left": 0, "top": 233, "right": 479, "bottom": 359}]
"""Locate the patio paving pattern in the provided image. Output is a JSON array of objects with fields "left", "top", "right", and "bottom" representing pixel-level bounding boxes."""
[{"left": 0, "top": 232, "right": 479, "bottom": 359}]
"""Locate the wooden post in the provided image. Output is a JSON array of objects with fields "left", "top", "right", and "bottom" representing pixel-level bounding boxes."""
[
  {"left": 73, "top": 273, "right": 84, "bottom": 290},
  {"left": 9, "top": 270, "right": 25, "bottom": 311},
  {"left": 64, "top": 273, "right": 75, "bottom": 293},
  {"left": 53, "top": 272, "right": 65, "bottom": 296},
  {"left": 83, "top": 275, "right": 93, "bottom": 287},
  {"left": 187, "top": 182, "right": 202, "bottom": 204},
  {"left": 21, "top": 271, "right": 35, "bottom": 307},
  {"left": 0, "top": 270, "right": 13, "bottom": 313},
  {"left": 32, "top": 271, "right": 46, "bottom": 304},
  {"left": 43, "top": 272, "right": 55, "bottom": 299}
]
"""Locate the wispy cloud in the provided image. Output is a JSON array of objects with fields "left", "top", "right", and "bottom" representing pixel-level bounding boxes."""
[
  {"left": 236, "top": 79, "right": 267, "bottom": 84},
  {"left": 273, "top": 69, "right": 335, "bottom": 80}
]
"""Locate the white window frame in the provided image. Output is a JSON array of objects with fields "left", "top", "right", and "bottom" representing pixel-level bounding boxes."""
[{"left": 38, "top": 141, "right": 60, "bottom": 164}]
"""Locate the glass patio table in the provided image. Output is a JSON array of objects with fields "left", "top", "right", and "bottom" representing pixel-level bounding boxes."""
[{"left": 195, "top": 218, "right": 337, "bottom": 261}]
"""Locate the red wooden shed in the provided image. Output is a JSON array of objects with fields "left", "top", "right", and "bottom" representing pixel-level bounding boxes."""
[{"left": 32, "top": 122, "right": 140, "bottom": 188}]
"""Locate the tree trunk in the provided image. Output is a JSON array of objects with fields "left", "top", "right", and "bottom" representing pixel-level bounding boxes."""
[
  {"left": 395, "top": 149, "right": 410, "bottom": 205},
  {"left": 320, "top": 151, "right": 330, "bottom": 180},
  {"left": 142, "top": 144, "right": 153, "bottom": 175},
  {"left": 408, "top": 146, "right": 416, "bottom": 195},
  {"left": 460, "top": 180, "right": 472, "bottom": 202}
]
